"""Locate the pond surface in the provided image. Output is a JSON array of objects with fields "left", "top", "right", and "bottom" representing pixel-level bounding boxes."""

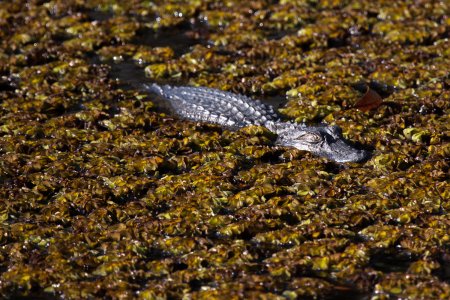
[{"left": 0, "top": 1, "right": 448, "bottom": 300}]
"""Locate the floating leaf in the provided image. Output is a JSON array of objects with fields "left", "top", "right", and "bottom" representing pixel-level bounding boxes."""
[{"left": 354, "top": 85, "right": 383, "bottom": 112}]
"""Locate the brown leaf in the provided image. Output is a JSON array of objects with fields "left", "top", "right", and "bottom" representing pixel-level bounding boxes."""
[{"left": 354, "top": 86, "right": 383, "bottom": 112}]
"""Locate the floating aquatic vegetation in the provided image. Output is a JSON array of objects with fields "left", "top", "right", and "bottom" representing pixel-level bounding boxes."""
[
  {"left": 0, "top": 0, "right": 449, "bottom": 299},
  {"left": 373, "top": 273, "right": 450, "bottom": 299}
]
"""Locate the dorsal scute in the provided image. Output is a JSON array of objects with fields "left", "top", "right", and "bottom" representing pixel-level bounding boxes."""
[
  {"left": 146, "top": 84, "right": 279, "bottom": 128},
  {"left": 264, "top": 120, "right": 306, "bottom": 135}
]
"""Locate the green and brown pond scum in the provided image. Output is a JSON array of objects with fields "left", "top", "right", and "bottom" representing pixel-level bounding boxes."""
[{"left": 0, "top": 0, "right": 449, "bottom": 299}]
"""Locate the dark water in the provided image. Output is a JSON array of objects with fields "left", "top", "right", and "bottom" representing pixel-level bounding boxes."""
[
  {"left": 102, "top": 34, "right": 287, "bottom": 109},
  {"left": 86, "top": 11, "right": 289, "bottom": 109},
  {"left": 105, "top": 58, "right": 288, "bottom": 109},
  {"left": 369, "top": 250, "right": 412, "bottom": 273},
  {"left": 85, "top": 9, "right": 113, "bottom": 22},
  {"left": 133, "top": 25, "right": 207, "bottom": 57}
]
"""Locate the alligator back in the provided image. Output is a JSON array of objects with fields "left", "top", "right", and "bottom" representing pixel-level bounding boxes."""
[{"left": 145, "top": 84, "right": 279, "bottom": 129}]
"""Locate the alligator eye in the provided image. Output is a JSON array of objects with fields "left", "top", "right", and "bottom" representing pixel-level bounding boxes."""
[{"left": 297, "top": 132, "right": 322, "bottom": 143}]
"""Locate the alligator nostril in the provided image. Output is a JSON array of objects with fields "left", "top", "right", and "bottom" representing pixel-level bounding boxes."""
[
  {"left": 331, "top": 125, "right": 343, "bottom": 135},
  {"left": 355, "top": 149, "right": 371, "bottom": 162}
]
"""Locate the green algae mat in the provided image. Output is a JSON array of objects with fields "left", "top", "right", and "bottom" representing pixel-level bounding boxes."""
[{"left": 0, "top": 0, "right": 449, "bottom": 299}]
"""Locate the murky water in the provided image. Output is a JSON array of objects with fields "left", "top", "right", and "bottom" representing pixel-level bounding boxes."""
[
  {"left": 84, "top": 9, "right": 290, "bottom": 111},
  {"left": 100, "top": 22, "right": 289, "bottom": 111}
]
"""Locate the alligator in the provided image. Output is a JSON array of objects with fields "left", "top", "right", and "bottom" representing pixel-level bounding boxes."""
[{"left": 145, "top": 84, "right": 370, "bottom": 163}]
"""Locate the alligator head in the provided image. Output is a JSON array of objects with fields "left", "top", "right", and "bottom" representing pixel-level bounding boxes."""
[{"left": 268, "top": 122, "right": 370, "bottom": 163}]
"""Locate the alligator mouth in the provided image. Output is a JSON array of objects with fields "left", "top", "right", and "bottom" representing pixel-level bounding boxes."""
[
  {"left": 321, "top": 140, "right": 372, "bottom": 163},
  {"left": 330, "top": 148, "right": 371, "bottom": 163}
]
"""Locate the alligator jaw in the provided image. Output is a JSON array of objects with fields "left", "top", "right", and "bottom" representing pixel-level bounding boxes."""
[
  {"left": 273, "top": 123, "right": 371, "bottom": 163},
  {"left": 312, "top": 137, "right": 371, "bottom": 163}
]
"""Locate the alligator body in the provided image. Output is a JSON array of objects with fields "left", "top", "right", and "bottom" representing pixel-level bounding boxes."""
[{"left": 145, "top": 84, "right": 370, "bottom": 163}]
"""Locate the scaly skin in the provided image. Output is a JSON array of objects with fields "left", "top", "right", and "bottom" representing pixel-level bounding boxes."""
[{"left": 145, "top": 84, "right": 370, "bottom": 163}]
